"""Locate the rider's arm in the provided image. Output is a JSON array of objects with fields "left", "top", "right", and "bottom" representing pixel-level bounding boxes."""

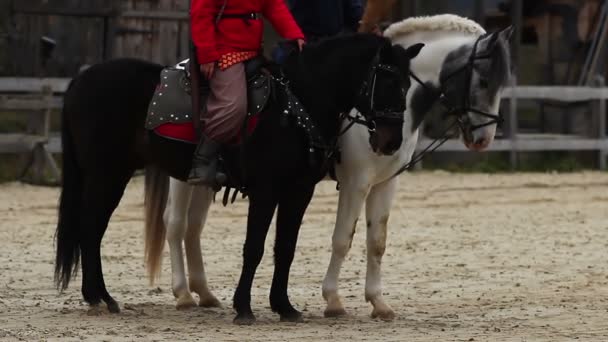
[
  {"left": 263, "top": 0, "right": 305, "bottom": 40},
  {"left": 191, "top": 0, "right": 219, "bottom": 64}
]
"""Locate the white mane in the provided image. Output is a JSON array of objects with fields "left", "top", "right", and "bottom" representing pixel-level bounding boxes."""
[{"left": 384, "top": 14, "right": 486, "bottom": 40}]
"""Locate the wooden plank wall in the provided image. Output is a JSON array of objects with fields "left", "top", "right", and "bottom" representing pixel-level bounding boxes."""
[
  {"left": 114, "top": 0, "right": 189, "bottom": 66},
  {"left": 4, "top": 0, "right": 190, "bottom": 77},
  {"left": 0, "top": 1, "right": 10, "bottom": 75},
  {"left": 8, "top": 0, "right": 116, "bottom": 77}
]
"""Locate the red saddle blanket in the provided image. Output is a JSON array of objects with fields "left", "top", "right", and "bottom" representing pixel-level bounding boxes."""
[{"left": 154, "top": 114, "right": 261, "bottom": 144}]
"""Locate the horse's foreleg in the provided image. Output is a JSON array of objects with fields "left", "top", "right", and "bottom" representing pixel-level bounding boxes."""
[
  {"left": 233, "top": 184, "right": 279, "bottom": 325},
  {"left": 322, "top": 180, "right": 370, "bottom": 317},
  {"left": 365, "top": 177, "right": 397, "bottom": 320},
  {"left": 269, "top": 182, "right": 315, "bottom": 322},
  {"left": 185, "top": 185, "right": 220, "bottom": 308},
  {"left": 165, "top": 178, "right": 197, "bottom": 309}
]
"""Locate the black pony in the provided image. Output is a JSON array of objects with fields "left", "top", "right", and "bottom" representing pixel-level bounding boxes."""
[{"left": 54, "top": 34, "right": 423, "bottom": 323}]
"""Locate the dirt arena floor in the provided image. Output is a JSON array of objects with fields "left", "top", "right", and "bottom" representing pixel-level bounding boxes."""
[{"left": 1, "top": 171, "right": 608, "bottom": 341}]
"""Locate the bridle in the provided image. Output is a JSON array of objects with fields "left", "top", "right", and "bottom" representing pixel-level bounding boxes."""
[
  {"left": 348, "top": 48, "right": 407, "bottom": 135},
  {"left": 392, "top": 33, "right": 504, "bottom": 177},
  {"left": 272, "top": 46, "right": 409, "bottom": 173},
  {"left": 437, "top": 33, "right": 503, "bottom": 132}
]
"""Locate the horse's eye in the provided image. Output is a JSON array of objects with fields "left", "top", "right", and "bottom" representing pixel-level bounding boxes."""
[{"left": 479, "top": 78, "right": 489, "bottom": 89}]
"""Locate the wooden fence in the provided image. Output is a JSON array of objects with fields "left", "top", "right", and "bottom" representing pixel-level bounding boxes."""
[
  {"left": 418, "top": 80, "right": 608, "bottom": 169},
  {"left": 0, "top": 77, "right": 69, "bottom": 183},
  {"left": 1, "top": 77, "right": 607, "bottom": 183}
]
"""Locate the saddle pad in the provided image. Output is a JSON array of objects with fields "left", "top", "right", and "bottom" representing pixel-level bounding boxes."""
[
  {"left": 154, "top": 113, "right": 261, "bottom": 144},
  {"left": 151, "top": 59, "right": 269, "bottom": 144}
]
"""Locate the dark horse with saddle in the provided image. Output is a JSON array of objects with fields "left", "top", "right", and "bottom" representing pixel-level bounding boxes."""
[{"left": 54, "top": 34, "right": 423, "bottom": 323}]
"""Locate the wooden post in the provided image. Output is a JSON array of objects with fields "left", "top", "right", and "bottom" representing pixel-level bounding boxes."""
[
  {"left": 473, "top": 0, "right": 485, "bottom": 24},
  {"left": 593, "top": 76, "right": 607, "bottom": 170},
  {"left": 509, "top": 77, "right": 519, "bottom": 170},
  {"left": 19, "top": 84, "right": 60, "bottom": 184},
  {"left": 509, "top": 0, "right": 523, "bottom": 170}
]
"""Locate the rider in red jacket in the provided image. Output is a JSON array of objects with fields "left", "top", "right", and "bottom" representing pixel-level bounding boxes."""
[{"left": 188, "top": 0, "right": 305, "bottom": 186}]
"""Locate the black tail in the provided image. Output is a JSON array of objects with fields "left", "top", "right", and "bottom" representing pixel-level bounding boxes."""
[{"left": 54, "top": 91, "right": 83, "bottom": 291}]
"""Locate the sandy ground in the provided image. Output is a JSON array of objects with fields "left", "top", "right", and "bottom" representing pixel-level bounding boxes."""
[{"left": 1, "top": 171, "right": 608, "bottom": 341}]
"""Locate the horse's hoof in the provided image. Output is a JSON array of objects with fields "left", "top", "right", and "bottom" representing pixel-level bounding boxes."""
[
  {"left": 176, "top": 294, "right": 197, "bottom": 310},
  {"left": 87, "top": 305, "right": 104, "bottom": 316},
  {"left": 199, "top": 295, "right": 222, "bottom": 308},
  {"left": 279, "top": 310, "right": 304, "bottom": 323},
  {"left": 233, "top": 312, "right": 256, "bottom": 325},
  {"left": 371, "top": 307, "right": 396, "bottom": 321},
  {"left": 106, "top": 301, "right": 120, "bottom": 314},
  {"left": 324, "top": 307, "right": 347, "bottom": 318}
]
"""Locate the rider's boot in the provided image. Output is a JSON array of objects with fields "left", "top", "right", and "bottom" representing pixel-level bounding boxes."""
[{"left": 187, "top": 137, "right": 227, "bottom": 188}]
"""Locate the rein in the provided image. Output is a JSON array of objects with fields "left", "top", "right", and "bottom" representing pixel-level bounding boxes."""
[{"left": 391, "top": 34, "right": 504, "bottom": 178}]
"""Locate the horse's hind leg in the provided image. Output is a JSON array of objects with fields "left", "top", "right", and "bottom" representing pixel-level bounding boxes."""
[
  {"left": 269, "top": 183, "right": 314, "bottom": 322},
  {"left": 80, "top": 171, "right": 132, "bottom": 314},
  {"left": 185, "top": 185, "right": 220, "bottom": 308},
  {"left": 165, "top": 178, "right": 197, "bottom": 309},
  {"left": 233, "top": 184, "right": 279, "bottom": 325},
  {"left": 364, "top": 177, "right": 397, "bottom": 320},
  {"left": 322, "top": 179, "right": 370, "bottom": 317}
]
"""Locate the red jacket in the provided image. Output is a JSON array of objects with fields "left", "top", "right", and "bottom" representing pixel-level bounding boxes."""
[{"left": 191, "top": 0, "right": 305, "bottom": 64}]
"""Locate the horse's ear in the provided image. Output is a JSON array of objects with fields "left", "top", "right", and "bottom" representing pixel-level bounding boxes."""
[
  {"left": 479, "top": 31, "right": 500, "bottom": 51},
  {"left": 499, "top": 25, "right": 515, "bottom": 43},
  {"left": 403, "top": 43, "right": 424, "bottom": 59}
]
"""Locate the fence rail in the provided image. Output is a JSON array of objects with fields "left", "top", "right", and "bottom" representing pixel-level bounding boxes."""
[
  {"left": 1, "top": 78, "right": 607, "bottom": 178},
  {"left": 0, "top": 77, "right": 68, "bottom": 183},
  {"left": 417, "top": 82, "right": 608, "bottom": 169}
]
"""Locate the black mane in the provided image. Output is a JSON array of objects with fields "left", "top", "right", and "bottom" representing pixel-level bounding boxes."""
[{"left": 281, "top": 33, "right": 393, "bottom": 138}]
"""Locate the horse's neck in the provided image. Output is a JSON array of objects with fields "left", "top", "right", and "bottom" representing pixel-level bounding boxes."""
[{"left": 289, "top": 58, "right": 372, "bottom": 139}]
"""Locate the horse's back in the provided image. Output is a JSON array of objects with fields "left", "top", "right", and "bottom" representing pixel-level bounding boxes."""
[
  {"left": 63, "top": 58, "right": 163, "bottom": 170},
  {"left": 65, "top": 58, "right": 163, "bottom": 118}
]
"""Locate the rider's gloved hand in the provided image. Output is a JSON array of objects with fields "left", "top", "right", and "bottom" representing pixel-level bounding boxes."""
[{"left": 200, "top": 62, "right": 215, "bottom": 80}]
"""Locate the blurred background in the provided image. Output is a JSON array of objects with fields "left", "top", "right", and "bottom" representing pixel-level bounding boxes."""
[{"left": 0, "top": 0, "right": 606, "bottom": 184}]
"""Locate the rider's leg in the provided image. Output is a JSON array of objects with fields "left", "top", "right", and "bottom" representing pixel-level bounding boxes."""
[{"left": 188, "top": 62, "right": 247, "bottom": 186}]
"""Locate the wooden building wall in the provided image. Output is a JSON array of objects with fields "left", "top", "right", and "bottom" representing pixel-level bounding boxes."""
[
  {"left": 113, "top": 0, "right": 189, "bottom": 67},
  {"left": 3, "top": 0, "right": 190, "bottom": 77}
]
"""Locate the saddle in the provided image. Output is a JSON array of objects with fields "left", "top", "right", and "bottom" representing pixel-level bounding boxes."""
[
  {"left": 145, "top": 56, "right": 272, "bottom": 144},
  {"left": 145, "top": 56, "right": 329, "bottom": 204}
]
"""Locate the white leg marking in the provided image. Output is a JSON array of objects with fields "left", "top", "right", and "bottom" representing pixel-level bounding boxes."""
[
  {"left": 165, "top": 178, "right": 196, "bottom": 309},
  {"left": 322, "top": 180, "right": 370, "bottom": 317},
  {"left": 365, "top": 177, "right": 397, "bottom": 320},
  {"left": 184, "top": 186, "right": 220, "bottom": 307}
]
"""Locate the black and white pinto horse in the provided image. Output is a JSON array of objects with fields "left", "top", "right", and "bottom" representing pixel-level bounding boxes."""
[
  {"left": 322, "top": 14, "right": 513, "bottom": 320},
  {"left": 53, "top": 33, "right": 423, "bottom": 323}
]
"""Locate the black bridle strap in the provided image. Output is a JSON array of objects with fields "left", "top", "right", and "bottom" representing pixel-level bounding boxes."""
[
  {"left": 408, "top": 34, "right": 502, "bottom": 129},
  {"left": 390, "top": 34, "right": 504, "bottom": 178}
]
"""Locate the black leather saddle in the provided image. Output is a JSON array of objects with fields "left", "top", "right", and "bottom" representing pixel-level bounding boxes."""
[{"left": 145, "top": 57, "right": 272, "bottom": 131}]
